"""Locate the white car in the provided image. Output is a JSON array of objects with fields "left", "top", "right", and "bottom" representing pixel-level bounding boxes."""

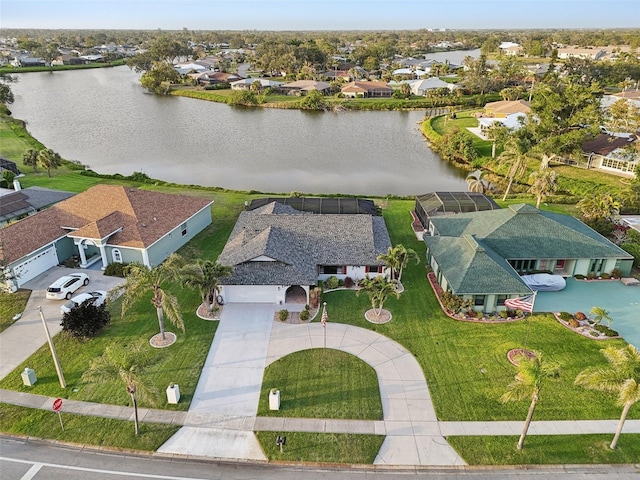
[
  {"left": 46, "top": 273, "right": 90, "bottom": 300},
  {"left": 60, "top": 290, "right": 107, "bottom": 314}
]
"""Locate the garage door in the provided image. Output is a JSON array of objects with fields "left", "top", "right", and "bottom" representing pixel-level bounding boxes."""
[
  {"left": 14, "top": 247, "right": 59, "bottom": 287},
  {"left": 222, "top": 285, "right": 277, "bottom": 303}
]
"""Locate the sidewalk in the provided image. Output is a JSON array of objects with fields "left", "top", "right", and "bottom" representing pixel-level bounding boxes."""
[{"left": 3, "top": 388, "right": 639, "bottom": 436}]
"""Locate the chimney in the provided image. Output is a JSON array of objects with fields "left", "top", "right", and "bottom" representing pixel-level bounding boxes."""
[{"left": 13, "top": 179, "right": 21, "bottom": 191}]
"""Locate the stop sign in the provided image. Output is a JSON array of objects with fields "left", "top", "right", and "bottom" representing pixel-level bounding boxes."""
[{"left": 52, "top": 398, "right": 63, "bottom": 412}]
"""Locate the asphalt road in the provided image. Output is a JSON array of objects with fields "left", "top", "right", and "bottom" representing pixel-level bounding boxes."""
[{"left": 1, "top": 436, "right": 639, "bottom": 480}]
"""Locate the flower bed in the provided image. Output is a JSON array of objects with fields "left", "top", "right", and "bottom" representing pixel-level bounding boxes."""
[
  {"left": 427, "top": 272, "right": 524, "bottom": 323},
  {"left": 553, "top": 312, "right": 620, "bottom": 340}
]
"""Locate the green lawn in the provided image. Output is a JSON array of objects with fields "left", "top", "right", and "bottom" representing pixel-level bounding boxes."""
[
  {"left": 0, "top": 403, "right": 178, "bottom": 451},
  {"left": 0, "top": 290, "right": 31, "bottom": 333},
  {"left": 255, "top": 431, "right": 383, "bottom": 464},
  {"left": 0, "top": 288, "right": 217, "bottom": 411},
  {"left": 448, "top": 435, "right": 640, "bottom": 465},
  {"left": 257, "top": 349, "right": 383, "bottom": 420}
]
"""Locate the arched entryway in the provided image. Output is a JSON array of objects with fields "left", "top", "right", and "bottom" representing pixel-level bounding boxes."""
[{"left": 285, "top": 285, "right": 307, "bottom": 304}]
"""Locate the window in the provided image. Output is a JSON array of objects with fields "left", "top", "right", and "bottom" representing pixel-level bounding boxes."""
[
  {"left": 473, "top": 295, "right": 484, "bottom": 306},
  {"left": 497, "top": 295, "right": 507, "bottom": 306},
  {"left": 320, "top": 266, "right": 345, "bottom": 275},
  {"left": 508, "top": 259, "right": 536, "bottom": 274},
  {"left": 112, "top": 249, "right": 122, "bottom": 264},
  {"left": 180, "top": 223, "right": 187, "bottom": 237},
  {"left": 365, "top": 265, "right": 382, "bottom": 273}
]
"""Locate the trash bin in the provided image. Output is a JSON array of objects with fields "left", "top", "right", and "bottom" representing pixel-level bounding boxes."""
[
  {"left": 269, "top": 388, "right": 280, "bottom": 410},
  {"left": 166, "top": 384, "right": 180, "bottom": 404},
  {"left": 21, "top": 368, "right": 37, "bottom": 386}
]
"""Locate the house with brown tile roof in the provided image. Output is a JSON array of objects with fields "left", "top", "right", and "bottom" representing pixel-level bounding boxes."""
[
  {"left": 1, "top": 185, "right": 212, "bottom": 290},
  {"left": 483, "top": 100, "right": 531, "bottom": 118},
  {"left": 341, "top": 81, "right": 394, "bottom": 98}
]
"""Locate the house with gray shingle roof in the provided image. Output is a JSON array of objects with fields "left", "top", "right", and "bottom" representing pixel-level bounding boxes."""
[
  {"left": 0, "top": 186, "right": 75, "bottom": 226},
  {"left": 425, "top": 204, "right": 634, "bottom": 313},
  {"left": 217, "top": 202, "right": 392, "bottom": 304},
  {"left": 1, "top": 185, "right": 212, "bottom": 291}
]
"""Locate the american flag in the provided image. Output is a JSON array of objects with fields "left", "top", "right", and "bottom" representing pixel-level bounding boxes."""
[
  {"left": 321, "top": 305, "right": 327, "bottom": 327},
  {"left": 504, "top": 294, "right": 535, "bottom": 313}
]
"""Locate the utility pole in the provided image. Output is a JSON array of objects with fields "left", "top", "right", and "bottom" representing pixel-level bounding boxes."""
[{"left": 39, "top": 306, "right": 66, "bottom": 388}]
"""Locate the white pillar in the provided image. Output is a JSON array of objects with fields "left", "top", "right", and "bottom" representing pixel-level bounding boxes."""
[
  {"left": 76, "top": 240, "right": 87, "bottom": 267},
  {"left": 98, "top": 244, "right": 108, "bottom": 270}
]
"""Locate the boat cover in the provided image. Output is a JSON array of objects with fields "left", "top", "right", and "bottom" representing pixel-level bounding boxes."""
[{"left": 521, "top": 273, "right": 566, "bottom": 291}]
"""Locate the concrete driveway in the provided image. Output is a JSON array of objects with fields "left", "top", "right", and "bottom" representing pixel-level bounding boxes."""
[{"left": 0, "top": 266, "right": 125, "bottom": 381}]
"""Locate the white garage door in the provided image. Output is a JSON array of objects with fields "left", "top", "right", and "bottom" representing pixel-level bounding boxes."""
[
  {"left": 14, "top": 247, "right": 59, "bottom": 287},
  {"left": 222, "top": 285, "right": 277, "bottom": 303}
]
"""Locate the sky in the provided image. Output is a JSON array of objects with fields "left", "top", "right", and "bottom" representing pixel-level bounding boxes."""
[{"left": 1, "top": 0, "right": 639, "bottom": 31}]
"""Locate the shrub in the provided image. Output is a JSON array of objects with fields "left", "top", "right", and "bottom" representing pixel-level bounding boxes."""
[
  {"left": 586, "top": 272, "right": 597, "bottom": 280},
  {"left": 499, "top": 310, "right": 509, "bottom": 319},
  {"left": 574, "top": 274, "right": 585, "bottom": 279},
  {"left": 325, "top": 276, "right": 339, "bottom": 290},
  {"left": 441, "top": 291, "right": 464, "bottom": 313},
  {"left": 61, "top": 303, "right": 111, "bottom": 339},
  {"left": 574, "top": 311, "right": 587, "bottom": 321},
  {"left": 611, "top": 268, "right": 622, "bottom": 279},
  {"left": 568, "top": 318, "right": 580, "bottom": 328},
  {"left": 104, "top": 262, "right": 130, "bottom": 278},
  {"left": 278, "top": 309, "right": 289, "bottom": 321},
  {"left": 338, "top": 279, "right": 345, "bottom": 287},
  {"left": 600, "top": 272, "right": 611, "bottom": 279},
  {"left": 593, "top": 324, "right": 619, "bottom": 337},
  {"left": 299, "top": 306, "right": 310, "bottom": 321},
  {"left": 343, "top": 276, "right": 354, "bottom": 288},
  {"left": 309, "top": 287, "right": 320, "bottom": 308},
  {"left": 559, "top": 312, "right": 573, "bottom": 321}
]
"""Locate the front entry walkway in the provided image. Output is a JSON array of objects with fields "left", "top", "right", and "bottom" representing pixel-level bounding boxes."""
[{"left": 266, "top": 322, "right": 464, "bottom": 466}]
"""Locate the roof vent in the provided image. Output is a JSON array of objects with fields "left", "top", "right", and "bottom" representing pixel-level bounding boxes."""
[{"left": 141, "top": 223, "right": 146, "bottom": 227}]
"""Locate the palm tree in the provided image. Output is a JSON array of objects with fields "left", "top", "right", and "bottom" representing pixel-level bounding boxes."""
[
  {"left": 37, "top": 148, "right": 61, "bottom": 177},
  {"left": 575, "top": 345, "right": 640, "bottom": 449},
  {"left": 577, "top": 193, "right": 621, "bottom": 223},
  {"left": 466, "top": 170, "right": 487, "bottom": 193},
  {"left": 22, "top": 148, "right": 39, "bottom": 172},
  {"left": 356, "top": 275, "right": 401, "bottom": 318},
  {"left": 528, "top": 167, "right": 558, "bottom": 208},
  {"left": 499, "top": 140, "right": 532, "bottom": 201},
  {"left": 501, "top": 352, "right": 559, "bottom": 450},
  {"left": 183, "top": 259, "right": 232, "bottom": 311},
  {"left": 82, "top": 340, "right": 158, "bottom": 435},
  {"left": 377, "top": 244, "right": 420, "bottom": 283},
  {"left": 589, "top": 306, "right": 614, "bottom": 326},
  {"left": 118, "top": 253, "right": 190, "bottom": 341}
]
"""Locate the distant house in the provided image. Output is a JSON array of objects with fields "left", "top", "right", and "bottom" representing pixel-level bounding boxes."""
[
  {"left": 0, "top": 156, "right": 20, "bottom": 176},
  {"left": 0, "top": 185, "right": 213, "bottom": 290},
  {"left": 189, "top": 71, "right": 243, "bottom": 85},
  {"left": 582, "top": 133, "right": 638, "bottom": 176},
  {"left": 425, "top": 204, "right": 634, "bottom": 313},
  {"left": 557, "top": 47, "right": 606, "bottom": 60},
  {"left": 217, "top": 201, "right": 392, "bottom": 304},
  {"left": 277, "top": 80, "right": 331, "bottom": 96},
  {"left": 483, "top": 100, "right": 531, "bottom": 118},
  {"left": 230, "top": 78, "right": 283, "bottom": 90},
  {"left": 600, "top": 91, "right": 640, "bottom": 109},
  {"left": 502, "top": 45, "right": 524, "bottom": 56},
  {"left": 11, "top": 56, "right": 46, "bottom": 67},
  {"left": 341, "top": 81, "right": 393, "bottom": 98},
  {"left": 401, "top": 77, "right": 455, "bottom": 96},
  {"left": 0, "top": 186, "right": 75, "bottom": 226}
]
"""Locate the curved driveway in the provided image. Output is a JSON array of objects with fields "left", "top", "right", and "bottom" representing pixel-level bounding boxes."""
[
  {"left": 160, "top": 304, "right": 463, "bottom": 466},
  {"left": 267, "top": 320, "right": 464, "bottom": 466}
]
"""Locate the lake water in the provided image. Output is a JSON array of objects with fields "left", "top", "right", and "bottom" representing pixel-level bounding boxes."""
[{"left": 9, "top": 64, "right": 472, "bottom": 196}]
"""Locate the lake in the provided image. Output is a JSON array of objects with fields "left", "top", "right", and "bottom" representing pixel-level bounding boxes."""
[{"left": 9, "top": 65, "right": 472, "bottom": 196}]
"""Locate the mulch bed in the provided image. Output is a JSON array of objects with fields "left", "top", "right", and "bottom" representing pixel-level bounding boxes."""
[
  {"left": 149, "top": 332, "right": 177, "bottom": 348},
  {"left": 552, "top": 312, "right": 620, "bottom": 340},
  {"left": 196, "top": 303, "right": 223, "bottom": 320},
  {"left": 507, "top": 348, "right": 537, "bottom": 366},
  {"left": 365, "top": 308, "right": 392, "bottom": 324}
]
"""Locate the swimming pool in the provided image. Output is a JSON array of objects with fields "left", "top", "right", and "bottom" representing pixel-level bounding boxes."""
[{"left": 533, "top": 278, "right": 640, "bottom": 349}]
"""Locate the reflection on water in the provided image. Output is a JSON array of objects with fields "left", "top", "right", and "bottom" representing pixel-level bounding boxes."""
[{"left": 10, "top": 66, "right": 469, "bottom": 196}]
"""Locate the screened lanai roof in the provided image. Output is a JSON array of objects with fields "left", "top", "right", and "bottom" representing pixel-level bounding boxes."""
[
  {"left": 248, "top": 197, "right": 379, "bottom": 215},
  {"left": 416, "top": 192, "right": 500, "bottom": 216}
]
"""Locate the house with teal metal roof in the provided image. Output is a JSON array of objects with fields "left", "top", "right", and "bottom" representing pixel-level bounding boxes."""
[{"left": 424, "top": 204, "right": 634, "bottom": 313}]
